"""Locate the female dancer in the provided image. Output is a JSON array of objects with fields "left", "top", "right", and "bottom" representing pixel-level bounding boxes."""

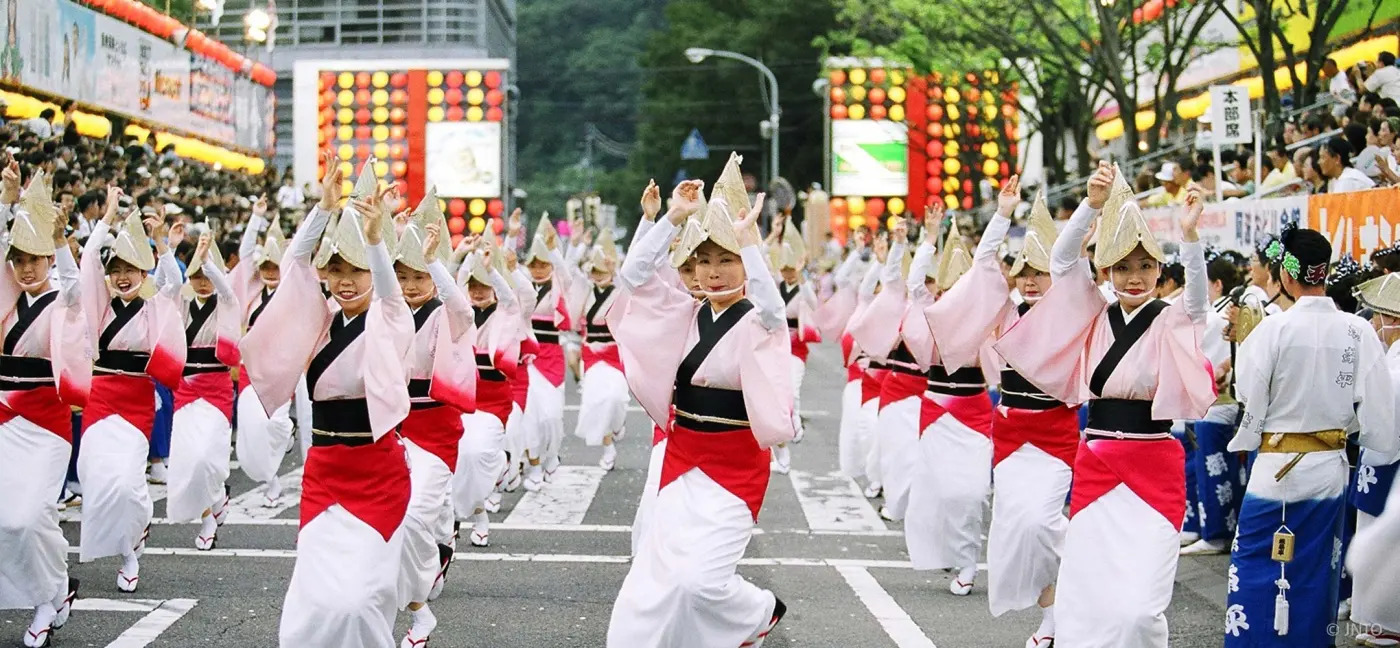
[
  {"left": 816, "top": 234, "right": 872, "bottom": 485},
  {"left": 393, "top": 192, "right": 478, "bottom": 647},
  {"left": 607, "top": 157, "right": 793, "bottom": 648},
  {"left": 996, "top": 163, "right": 1214, "bottom": 647},
  {"left": 78, "top": 198, "right": 187, "bottom": 594},
  {"left": 771, "top": 217, "right": 819, "bottom": 456},
  {"left": 241, "top": 157, "right": 413, "bottom": 646},
  {"left": 520, "top": 216, "right": 571, "bottom": 489},
  {"left": 232, "top": 200, "right": 297, "bottom": 505},
  {"left": 166, "top": 231, "right": 240, "bottom": 551},
  {"left": 569, "top": 230, "right": 630, "bottom": 470},
  {"left": 452, "top": 234, "right": 521, "bottom": 548},
  {"left": 926, "top": 180, "right": 1077, "bottom": 646},
  {"left": 0, "top": 167, "right": 86, "bottom": 648}
]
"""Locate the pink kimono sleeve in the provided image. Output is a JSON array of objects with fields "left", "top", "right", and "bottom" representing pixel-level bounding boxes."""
[
  {"left": 1149, "top": 301, "right": 1216, "bottom": 420},
  {"left": 430, "top": 307, "right": 478, "bottom": 414},
  {"left": 993, "top": 269, "right": 1106, "bottom": 406},
  {"left": 363, "top": 290, "right": 413, "bottom": 440},
  {"left": 902, "top": 291, "right": 938, "bottom": 369},
  {"left": 51, "top": 295, "right": 91, "bottom": 408},
  {"left": 78, "top": 231, "right": 109, "bottom": 356},
  {"left": 239, "top": 255, "right": 333, "bottom": 417},
  {"left": 739, "top": 315, "right": 798, "bottom": 448},
  {"left": 847, "top": 284, "right": 904, "bottom": 359},
  {"left": 611, "top": 276, "right": 697, "bottom": 432},
  {"left": 815, "top": 289, "right": 857, "bottom": 342},
  {"left": 925, "top": 254, "right": 1013, "bottom": 371},
  {"left": 145, "top": 289, "right": 188, "bottom": 389}
]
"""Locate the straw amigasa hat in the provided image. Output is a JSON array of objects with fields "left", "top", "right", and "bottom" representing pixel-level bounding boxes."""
[
  {"left": 316, "top": 158, "right": 395, "bottom": 270},
  {"left": 109, "top": 209, "right": 156, "bottom": 272},
  {"left": 259, "top": 216, "right": 287, "bottom": 267},
  {"left": 461, "top": 233, "right": 507, "bottom": 285},
  {"left": 1094, "top": 163, "right": 1165, "bottom": 269},
  {"left": 933, "top": 215, "right": 973, "bottom": 291},
  {"left": 698, "top": 152, "right": 749, "bottom": 255},
  {"left": 585, "top": 228, "right": 619, "bottom": 275},
  {"left": 186, "top": 224, "right": 228, "bottom": 278},
  {"left": 394, "top": 187, "right": 453, "bottom": 273},
  {"left": 524, "top": 213, "right": 557, "bottom": 264},
  {"left": 1010, "top": 190, "right": 1059, "bottom": 275},
  {"left": 771, "top": 220, "right": 807, "bottom": 271},
  {"left": 1355, "top": 273, "right": 1400, "bottom": 318},
  {"left": 11, "top": 170, "right": 60, "bottom": 257}
]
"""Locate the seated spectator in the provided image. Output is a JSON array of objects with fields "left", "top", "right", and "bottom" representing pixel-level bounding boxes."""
[
  {"left": 1319, "top": 136, "right": 1377, "bottom": 193},
  {"left": 1363, "top": 52, "right": 1400, "bottom": 103},
  {"left": 1300, "top": 114, "right": 1325, "bottom": 141}
]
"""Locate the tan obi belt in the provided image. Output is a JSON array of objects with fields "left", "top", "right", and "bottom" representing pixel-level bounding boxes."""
[
  {"left": 1258, "top": 430, "right": 1346, "bottom": 454},
  {"left": 1213, "top": 392, "right": 1237, "bottom": 407}
]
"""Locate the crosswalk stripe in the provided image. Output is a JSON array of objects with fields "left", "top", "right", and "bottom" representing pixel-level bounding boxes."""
[
  {"left": 504, "top": 465, "right": 607, "bottom": 525},
  {"left": 74, "top": 599, "right": 166, "bottom": 613},
  {"left": 104, "top": 598, "right": 198, "bottom": 648},
  {"left": 836, "top": 566, "right": 938, "bottom": 648},
  {"left": 788, "top": 470, "right": 887, "bottom": 532}
]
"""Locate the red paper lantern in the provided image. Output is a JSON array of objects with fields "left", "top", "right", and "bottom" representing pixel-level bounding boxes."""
[
  {"left": 487, "top": 199, "right": 504, "bottom": 217},
  {"left": 355, "top": 108, "right": 371, "bottom": 124},
  {"left": 870, "top": 68, "right": 887, "bottom": 85},
  {"left": 931, "top": 123, "right": 944, "bottom": 138},
  {"left": 391, "top": 72, "right": 408, "bottom": 88},
  {"left": 926, "top": 160, "right": 943, "bottom": 177},
  {"left": 356, "top": 144, "right": 371, "bottom": 160},
  {"left": 929, "top": 86, "right": 944, "bottom": 101},
  {"left": 447, "top": 106, "right": 464, "bottom": 121},
  {"left": 868, "top": 87, "right": 886, "bottom": 104},
  {"left": 485, "top": 89, "right": 504, "bottom": 106},
  {"left": 1000, "top": 161, "right": 1011, "bottom": 177},
  {"left": 1133, "top": 8, "right": 1144, "bottom": 23},
  {"left": 870, "top": 105, "right": 887, "bottom": 120},
  {"left": 390, "top": 144, "right": 405, "bottom": 159},
  {"left": 1143, "top": 0, "right": 1164, "bottom": 21},
  {"left": 829, "top": 69, "right": 847, "bottom": 86},
  {"left": 449, "top": 200, "right": 467, "bottom": 218},
  {"left": 486, "top": 107, "right": 504, "bottom": 122},
  {"left": 926, "top": 141, "right": 944, "bottom": 158},
  {"left": 355, "top": 125, "right": 371, "bottom": 140},
  {"left": 484, "top": 71, "right": 502, "bottom": 89},
  {"left": 830, "top": 87, "right": 846, "bottom": 104},
  {"left": 355, "top": 89, "right": 371, "bottom": 105},
  {"left": 355, "top": 72, "right": 371, "bottom": 88},
  {"left": 866, "top": 198, "right": 885, "bottom": 217},
  {"left": 831, "top": 104, "right": 848, "bottom": 119},
  {"left": 445, "top": 88, "right": 463, "bottom": 105},
  {"left": 968, "top": 124, "right": 981, "bottom": 138},
  {"left": 390, "top": 126, "right": 407, "bottom": 140},
  {"left": 965, "top": 87, "right": 981, "bottom": 104},
  {"left": 390, "top": 89, "right": 408, "bottom": 105},
  {"left": 392, "top": 161, "right": 407, "bottom": 177},
  {"left": 491, "top": 218, "right": 504, "bottom": 234},
  {"left": 390, "top": 107, "right": 407, "bottom": 124},
  {"left": 446, "top": 71, "right": 464, "bottom": 88},
  {"left": 962, "top": 196, "right": 973, "bottom": 210},
  {"left": 926, "top": 177, "right": 941, "bottom": 194},
  {"left": 966, "top": 105, "right": 978, "bottom": 119},
  {"left": 320, "top": 72, "right": 336, "bottom": 89},
  {"left": 450, "top": 233, "right": 464, "bottom": 248},
  {"left": 927, "top": 104, "right": 944, "bottom": 122},
  {"left": 962, "top": 179, "right": 974, "bottom": 193},
  {"left": 448, "top": 216, "right": 466, "bottom": 235}
]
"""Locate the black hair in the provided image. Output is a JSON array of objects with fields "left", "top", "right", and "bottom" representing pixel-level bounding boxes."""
[
  {"left": 38, "top": 108, "right": 55, "bottom": 120},
  {"left": 1280, "top": 227, "right": 1332, "bottom": 286},
  {"left": 1381, "top": 52, "right": 1397, "bottom": 67},
  {"left": 1322, "top": 135, "right": 1353, "bottom": 167},
  {"left": 1362, "top": 91, "right": 1382, "bottom": 107},
  {"left": 1344, "top": 122, "right": 1368, "bottom": 153},
  {"left": 1302, "top": 115, "right": 1325, "bottom": 134},
  {"left": 1157, "top": 261, "right": 1185, "bottom": 288}
]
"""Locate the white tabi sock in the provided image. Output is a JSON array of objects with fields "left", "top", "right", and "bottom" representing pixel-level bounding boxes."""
[{"left": 1037, "top": 604, "right": 1055, "bottom": 637}]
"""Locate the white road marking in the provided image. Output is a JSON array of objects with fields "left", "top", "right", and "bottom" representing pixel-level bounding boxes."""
[
  {"left": 836, "top": 566, "right": 939, "bottom": 648},
  {"left": 60, "top": 484, "right": 167, "bottom": 524},
  {"left": 788, "top": 470, "right": 887, "bottom": 532},
  {"left": 74, "top": 599, "right": 165, "bottom": 613},
  {"left": 134, "top": 517, "right": 905, "bottom": 537},
  {"left": 504, "top": 465, "right": 606, "bottom": 525},
  {"left": 563, "top": 404, "right": 831, "bottom": 417},
  {"left": 223, "top": 467, "right": 303, "bottom": 521},
  {"left": 104, "top": 598, "right": 199, "bottom": 648}
]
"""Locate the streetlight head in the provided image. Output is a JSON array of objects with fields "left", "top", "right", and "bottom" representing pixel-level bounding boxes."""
[
  {"left": 245, "top": 8, "right": 271, "bottom": 30},
  {"left": 684, "top": 48, "right": 713, "bottom": 64},
  {"left": 812, "top": 78, "right": 830, "bottom": 96}
]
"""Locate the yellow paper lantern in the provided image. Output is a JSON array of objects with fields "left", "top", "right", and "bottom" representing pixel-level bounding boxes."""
[
  {"left": 465, "top": 70, "right": 483, "bottom": 87},
  {"left": 338, "top": 72, "right": 355, "bottom": 89},
  {"left": 946, "top": 104, "right": 960, "bottom": 121},
  {"left": 337, "top": 108, "right": 354, "bottom": 124},
  {"left": 427, "top": 70, "right": 444, "bottom": 86},
  {"left": 337, "top": 125, "right": 354, "bottom": 141},
  {"left": 886, "top": 216, "right": 900, "bottom": 231},
  {"left": 889, "top": 105, "right": 905, "bottom": 122},
  {"left": 945, "top": 141, "right": 960, "bottom": 157},
  {"left": 372, "top": 107, "right": 389, "bottom": 123},
  {"left": 342, "top": 179, "right": 355, "bottom": 195},
  {"left": 891, "top": 70, "right": 905, "bottom": 85},
  {"left": 848, "top": 197, "right": 866, "bottom": 215},
  {"left": 888, "top": 197, "right": 906, "bottom": 215},
  {"left": 337, "top": 90, "right": 354, "bottom": 106},
  {"left": 372, "top": 71, "right": 389, "bottom": 88},
  {"left": 849, "top": 86, "right": 867, "bottom": 102},
  {"left": 438, "top": 199, "right": 447, "bottom": 212},
  {"left": 372, "top": 89, "right": 389, "bottom": 106},
  {"left": 848, "top": 104, "right": 866, "bottom": 120},
  {"left": 339, "top": 161, "right": 353, "bottom": 177},
  {"left": 945, "top": 87, "right": 961, "bottom": 104},
  {"left": 374, "top": 143, "right": 390, "bottom": 159},
  {"left": 372, "top": 125, "right": 389, "bottom": 141},
  {"left": 944, "top": 195, "right": 958, "bottom": 210},
  {"left": 428, "top": 106, "right": 445, "bottom": 122},
  {"left": 337, "top": 144, "right": 354, "bottom": 160},
  {"left": 888, "top": 87, "right": 906, "bottom": 103},
  {"left": 943, "top": 178, "right": 959, "bottom": 194},
  {"left": 944, "top": 158, "right": 961, "bottom": 176},
  {"left": 983, "top": 159, "right": 999, "bottom": 177},
  {"left": 467, "top": 106, "right": 484, "bottom": 122},
  {"left": 982, "top": 142, "right": 1000, "bottom": 158},
  {"left": 848, "top": 214, "right": 866, "bottom": 231},
  {"left": 466, "top": 88, "right": 485, "bottom": 105},
  {"left": 849, "top": 68, "right": 867, "bottom": 85},
  {"left": 374, "top": 161, "right": 389, "bottom": 177},
  {"left": 469, "top": 199, "right": 487, "bottom": 216},
  {"left": 428, "top": 88, "right": 445, "bottom": 105},
  {"left": 468, "top": 216, "right": 486, "bottom": 234}
]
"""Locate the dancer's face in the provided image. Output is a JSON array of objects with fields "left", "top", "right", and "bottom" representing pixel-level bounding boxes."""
[
  {"left": 693, "top": 241, "right": 745, "bottom": 306},
  {"left": 395, "top": 262, "right": 436, "bottom": 309},
  {"left": 9, "top": 249, "right": 53, "bottom": 293},
  {"left": 106, "top": 258, "right": 144, "bottom": 298},
  {"left": 258, "top": 262, "right": 281, "bottom": 289},
  {"left": 467, "top": 278, "right": 496, "bottom": 308},
  {"left": 1110, "top": 246, "right": 1161, "bottom": 308},
  {"left": 325, "top": 255, "right": 372, "bottom": 315},
  {"left": 1016, "top": 267, "right": 1051, "bottom": 302}
]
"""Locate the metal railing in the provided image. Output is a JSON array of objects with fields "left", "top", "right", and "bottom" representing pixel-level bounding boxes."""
[{"left": 1285, "top": 128, "right": 1343, "bottom": 152}]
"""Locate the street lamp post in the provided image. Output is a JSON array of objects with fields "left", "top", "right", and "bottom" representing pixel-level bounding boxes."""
[{"left": 685, "top": 47, "right": 780, "bottom": 185}]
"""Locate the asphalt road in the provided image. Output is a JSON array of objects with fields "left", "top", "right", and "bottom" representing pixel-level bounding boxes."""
[{"left": 0, "top": 344, "right": 1336, "bottom": 647}]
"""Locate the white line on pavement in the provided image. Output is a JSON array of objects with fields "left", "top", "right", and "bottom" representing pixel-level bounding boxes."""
[
  {"left": 788, "top": 470, "right": 887, "bottom": 532},
  {"left": 104, "top": 598, "right": 198, "bottom": 648},
  {"left": 74, "top": 599, "right": 165, "bottom": 613},
  {"left": 136, "top": 517, "right": 905, "bottom": 537},
  {"left": 503, "top": 465, "right": 607, "bottom": 525},
  {"left": 224, "top": 467, "right": 303, "bottom": 521},
  {"left": 835, "top": 566, "right": 938, "bottom": 648}
]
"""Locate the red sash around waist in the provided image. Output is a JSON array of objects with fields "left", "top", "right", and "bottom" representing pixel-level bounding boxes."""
[
  {"left": 0, "top": 386, "right": 73, "bottom": 442},
  {"left": 659, "top": 424, "right": 772, "bottom": 522},
  {"left": 1068, "top": 437, "right": 1185, "bottom": 531},
  {"left": 922, "top": 392, "right": 993, "bottom": 439},
  {"left": 582, "top": 343, "right": 624, "bottom": 373},
  {"left": 533, "top": 342, "right": 565, "bottom": 387},
  {"left": 174, "top": 371, "right": 235, "bottom": 422},
  {"left": 82, "top": 374, "right": 155, "bottom": 440},
  {"left": 476, "top": 375, "right": 513, "bottom": 427},
  {"left": 861, "top": 369, "right": 887, "bottom": 404},
  {"left": 508, "top": 361, "right": 528, "bottom": 409},
  {"left": 789, "top": 332, "right": 810, "bottom": 362},
  {"left": 878, "top": 370, "right": 925, "bottom": 409},
  {"left": 300, "top": 433, "right": 411, "bottom": 541},
  {"left": 401, "top": 404, "right": 466, "bottom": 471},
  {"left": 992, "top": 405, "right": 1080, "bottom": 467}
]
